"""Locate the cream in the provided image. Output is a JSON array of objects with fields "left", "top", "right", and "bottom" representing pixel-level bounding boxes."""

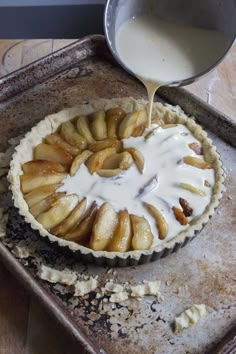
[
  {"left": 58, "top": 124, "right": 214, "bottom": 246},
  {"left": 115, "top": 15, "right": 228, "bottom": 126}
]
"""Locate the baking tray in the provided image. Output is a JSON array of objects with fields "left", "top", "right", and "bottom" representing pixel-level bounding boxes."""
[{"left": 0, "top": 35, "right": 235, "bottom": 354}]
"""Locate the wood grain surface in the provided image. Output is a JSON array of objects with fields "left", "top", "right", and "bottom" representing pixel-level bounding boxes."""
[{"left": 0, "top": 39, "right": 235, "bottom": 354}]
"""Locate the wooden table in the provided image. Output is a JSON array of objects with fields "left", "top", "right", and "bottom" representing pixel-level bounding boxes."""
[{"left": 0, "top": 39, "right": 235, "bottom": 354}]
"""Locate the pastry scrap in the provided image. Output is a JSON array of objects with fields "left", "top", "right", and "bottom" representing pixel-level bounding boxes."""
[
  {"left": 174, "top": 304, "right": 207, "bottom": 332},
  {"left": 9, "top": 98, "right": 222, "bottom": 256}
]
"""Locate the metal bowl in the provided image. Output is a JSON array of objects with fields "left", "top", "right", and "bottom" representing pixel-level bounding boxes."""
[{"left": 104, "top": 0, "right": 236, "bottom": 87}]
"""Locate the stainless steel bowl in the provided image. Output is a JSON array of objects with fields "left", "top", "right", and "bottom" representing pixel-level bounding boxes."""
[{"left": 104, "top": 0, "right": 236, "bottom": 87}]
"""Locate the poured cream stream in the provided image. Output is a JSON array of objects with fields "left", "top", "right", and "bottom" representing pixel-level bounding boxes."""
[
  {"left": 115, "top": 15, "right": 228, "bottom": 126},
  {"left": 59, "top": 18, "right": 224, "bottom": 243}
]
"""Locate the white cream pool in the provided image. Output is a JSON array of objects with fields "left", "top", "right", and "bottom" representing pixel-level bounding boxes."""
[{"left": 58, "top": 124, "right": 215, "bottom": 246}]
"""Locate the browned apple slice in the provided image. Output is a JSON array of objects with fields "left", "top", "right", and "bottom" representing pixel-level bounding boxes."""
[
  {"left": 106, "top": 108, "right": 126, "bottom": 138},
  {"left": 89, "top": 202, "right": 118, "bottom": 251},
  {"left": 65, "top": 201, "right": 97, "bottom": 244},
  {"left": 45, "top": 133, "right": 80, "bottom": 156},
  {"left": 118, "top": 110, "right": 147, "bottom": 138},
  {"left": 102, "top": 152, "right": 133, "bottom": 170},
  {"left": 30, "top": 192, "right": 65, "bottom": 218},
  {"left": 102, "top": 154, "right": 120, "bottom": 169},
  {"left": 132, "top": 125, "right": 145, "bottom": 137},
  {"left": 51, "top": 197, "right": 87, "bottom": 236},
  {"left": 125, "top": 147, "right": 144, "bottom": 173},
  {"left": 20, "top": 172, "right": 66, "bottom": 194},
  {"left": 85, "top": 147, "right": 116, "bottom": 174},
  {"left": 161, "top": 124, "right": 177, "bottom": 129},
  {"left": 22, "top": 160, "right": 66, "bottom": 174},
  {"left": 204, "top": 180, "right": 211, "bottom": 187},
  {"left": 172, "top": 207, "right": 188, "bottom": 225},
  {"left": 34, "top": 144, "right": 73, "bottom": 166},
  {"left": 96, "top": 169, "right": 122, "bottom": 177},
  {"left": 183, "top": 156, "right": 212, "bottom": 169},
  {"left": 119, "top": 152, "right": 133, "bottom": 170},
  {"left": 70, "top": 150, "right": 93, "bottom": 176},
  {"left": 24, "top": 183, "right": 61, "bottom": 208},
  {"left": 37, "top": 194, "right": 78, "bottom": 230},
  {"left": 90, "top": 110, "right": 107, "bottom": 141},
  {"left": 88, "top": 139, "right": 123, "bottom": 153},
  {"left": 76, "top": 116, "right": 95, "bottom": 143},
  {"left": 188, "top": 142, "right": 203, "bottom": 155},
  {"left": 179, "top": 198, "right": 193, "bottom": 217},
  {"left": 179, "top": 183, "right": 206, "bottom": 196},
  {"left": 60, "top": 121, "right": 87, "bottom": 149},
  {"left": 152, "top": 115, "right": 164, "bottom": 125},
  {"left": 130, "top": 215, "right": 153, "bottom": 250},
  {"left": 144, "top": 202, "right": 168, "bottom": 240},
  {"left": 107, "top": 209, "right": 132, "bottom": 252}
]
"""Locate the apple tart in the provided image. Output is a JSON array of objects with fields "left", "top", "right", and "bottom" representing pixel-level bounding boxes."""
[{"left": 8, "top": 98, "right": 224, "bottom": 264}]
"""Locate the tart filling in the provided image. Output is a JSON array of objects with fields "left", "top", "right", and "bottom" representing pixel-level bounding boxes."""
[{"left": 8, "top": 98, "right": 224, "bottom": 258}]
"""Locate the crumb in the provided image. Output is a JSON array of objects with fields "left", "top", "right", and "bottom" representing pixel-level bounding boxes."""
[
  {"left": 74, "top": 278, "right": 98, "bottom": 296},
  {"left": 174, "top": 304, "right": 206, "bottom": 333},
  {"left": 39, "top": 265, "right": 77, "bottom": 286},
  {"left": 109, "top": 292, "right": 129, "bottom": 303},
  {"left": 12, "top": 244, "right": 30, "bottom": 259}
]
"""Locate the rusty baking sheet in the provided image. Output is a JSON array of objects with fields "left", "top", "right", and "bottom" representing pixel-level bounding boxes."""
[{"left": 0, "top": 35, "right": 235, "bottom": 354}]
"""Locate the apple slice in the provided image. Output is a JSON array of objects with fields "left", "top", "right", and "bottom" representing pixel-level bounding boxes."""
[
  {"left": 60, "top": 121, "right": 87, "bottom": 149},
  {"left": 102, "top": 151, "right": 133, "bottom": 170},
  {"left": 107, "top": 209, "right": 132, "bottom": 252},
  {"left": 132, "top": 125, "right": 145, "bottom": 137},
  {"left": 106, "top": 108, "right": 126, "bottom": 138},
  {"left": 20, "top": 172, "right": 66, "bottom": 194},
  {"left": 24, "top": 183, "right": 61, "bottom": 208},
  {"left": 125, "top": 147, "right": 144, "bottom": 173},
  {"left": 144, "top": 202, "right": 168, "bottom": 240},
  {"left": 30, "top": 192, "right": 65, "bottom": 218},
  {"left": 179, "top": 183, "right": 206, "bottom": 196},
  {"left": 76, "top": 116, "right": 95, "bottom": 143},
  {"left": 179, "top": 198, "right": 193, "bottom": 217},
  {"left": 70, "top": 150, "right": 93, "bottom": 176},
  {"left": 51, "top": 197, "right": 87, "bottom": 236},
  {"left": 119, "top": 152, "right": 133, "bottom": 170},
  {"left": 161, "top": 124, "right": 177, "bottom": 129},
  {"left": 22, "top": 160, "right": 66, "bottom": 174},
  {"left": 102, "top": 154, "right": 120, "bottom": 169},
  {"left": 172, "top": 207, "right": 188, "bottom": 225},
  {"left": 188, "top": 142, "right": 203, "bottom": 155},
  {"left": 85, "top": 147, "right": 116, "bottom": 174},
  {"left": 130, "top": 215, "right": 153, "bottom": 250},
  {"left": 45, "top": 133, "right": 80, "bottom": 156},
  {"left": 37, "top": 194, "right": 78, "bottom": 230},
  {"left": 152, "top": 115, "right": 164, "bottom": 125},
  {"left": 183, "top": 156, "right": 212, "bottom": 169},
  {"left": 90, "top": 110, "right": 107, "bottom": 141},
  {"left": 88, "top": 138, "right": 123, "bottom": 153},
  {"left": 34, "top": 144, "right": 73, "bottom": 166},
  {"left": 96, "top": 169, "right": 122, "bottom": 178},
  {"left": 65, "top": 201, "right": 97, "bottom": 244},
  {"left": 89, "top": 202, "right": 118, "bottom": 251},
  {"left": 118, "top": 110, "right": 147, "bottom": 138}
]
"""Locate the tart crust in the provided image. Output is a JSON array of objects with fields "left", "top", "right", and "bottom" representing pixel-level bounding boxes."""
[{"left": 8, "top": 98, "right": 224, "bottom": 263}]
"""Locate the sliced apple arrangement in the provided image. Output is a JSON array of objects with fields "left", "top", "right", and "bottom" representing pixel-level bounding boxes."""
[{"left": 19, "top": 107, "right": 213, "bottom": 253}]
